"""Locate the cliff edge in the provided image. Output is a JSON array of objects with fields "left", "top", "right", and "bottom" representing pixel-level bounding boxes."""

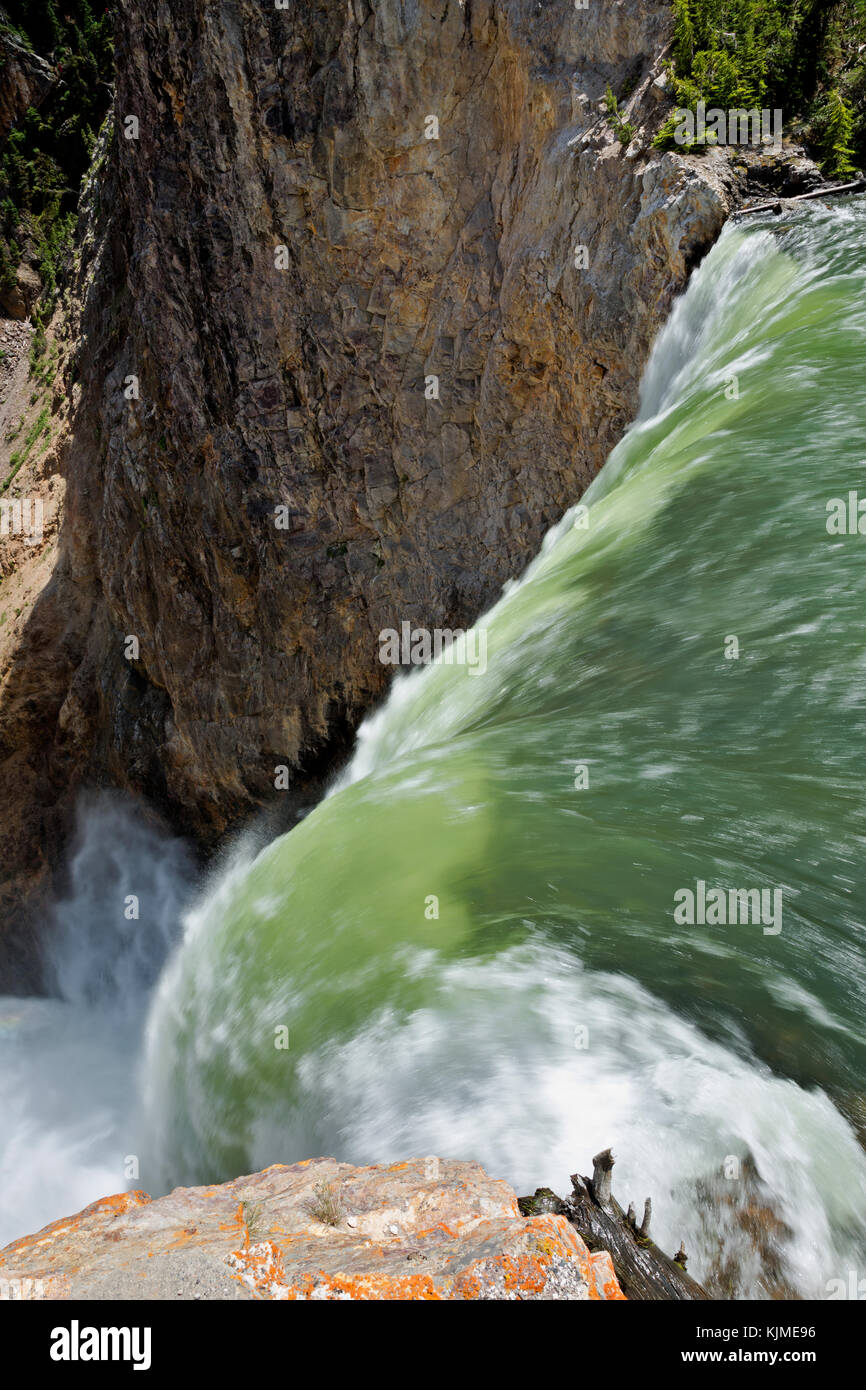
[{"left": 0, "top": 1156, "right": 625, "bottom": 1301}]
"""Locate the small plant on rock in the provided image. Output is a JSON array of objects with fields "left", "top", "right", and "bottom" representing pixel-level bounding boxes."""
[
  {"left": 309, "top": 1179, "right": 344, "bottom": 1227},
  {"left": 241, "top": 1200, "right": 267, "bottom": 1243},
  {"left": 604, "top": 86, "right": 636, "bottom": 148}
]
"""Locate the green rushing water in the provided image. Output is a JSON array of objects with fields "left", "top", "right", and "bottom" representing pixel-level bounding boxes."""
[{"left": 142, "top": 199, "right": 866, "bottom": 1298}]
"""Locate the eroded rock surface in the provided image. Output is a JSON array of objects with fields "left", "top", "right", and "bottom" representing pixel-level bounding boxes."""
[{"left": 0, "top": 1156, "right": 624, "bottom": 1300}]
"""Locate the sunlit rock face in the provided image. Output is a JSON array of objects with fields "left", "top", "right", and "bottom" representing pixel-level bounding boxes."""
[
  {"left": 0, "top": 0, "right": 737, "bottom": 978},
  {"left": 0, "top": 1156, "right": 625, "bottom": 1300}
]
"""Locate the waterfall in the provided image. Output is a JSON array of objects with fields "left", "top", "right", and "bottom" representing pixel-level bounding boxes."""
[
  {"left": 5, "top": 199, "right": 866, "bottom": 1299},
  {"left": 0, "top": 794, "right": 196, "bottom": 1245}
]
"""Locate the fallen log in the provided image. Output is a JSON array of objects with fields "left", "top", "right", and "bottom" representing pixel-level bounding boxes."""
[
  {"left": 520, "top": 1147, "right": 709, "bottom": 1300},
  {"left": 733, "top": 176, "right": 866, "bottom": 218}
]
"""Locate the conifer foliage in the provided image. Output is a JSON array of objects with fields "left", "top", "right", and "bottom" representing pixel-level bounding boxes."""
[
  {"left": 658, "top": 1, "right": 865, "bottom": 177},
  {"left": 0, "top": 2, "right": 114, "bottom": 313}
]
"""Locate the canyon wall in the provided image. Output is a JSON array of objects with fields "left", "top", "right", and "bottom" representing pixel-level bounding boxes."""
[{"left": 0, "top": 0, "right": 736, "bottom": 987}]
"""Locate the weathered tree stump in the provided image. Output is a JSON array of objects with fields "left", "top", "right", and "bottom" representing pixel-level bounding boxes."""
[{"left": 566, "top": 1149, "right": 709, "bottom": 1300}]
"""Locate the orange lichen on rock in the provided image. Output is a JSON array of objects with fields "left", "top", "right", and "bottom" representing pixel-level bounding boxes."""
[
  {"left": 1, "top": 1158, "right": 625, "bottom": 1301},
  {"left": 0, "top": 1191, "right": 151, "bottom": 1266}
]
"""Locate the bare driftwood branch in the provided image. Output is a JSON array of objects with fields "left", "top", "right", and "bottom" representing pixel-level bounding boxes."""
[
  {"left": 639, "top": 1196, "right": 652, "bottom": 1240},
  {"left": 733, "top": 176, "right": 866, "bottom": 219}
]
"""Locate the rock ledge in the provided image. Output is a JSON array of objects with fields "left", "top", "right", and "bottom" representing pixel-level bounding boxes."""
[{"left": 0, "top": 1157, "right": 625, "bottom": 1301}]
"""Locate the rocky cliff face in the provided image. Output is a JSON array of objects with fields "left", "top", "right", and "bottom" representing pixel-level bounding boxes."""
[
  {"left": 0, "top": 1156, "right": 625, "bottom": 1300},
  {"left": 0, "top": 19, "right": 52, "bottom": 145},
  {"left": 0, "top": 0, "right": 738, "bottom": 986}
]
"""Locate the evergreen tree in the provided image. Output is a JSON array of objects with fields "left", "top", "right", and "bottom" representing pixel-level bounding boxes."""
[
  {"left": 673, "top": 0, "right": 696, "bottom": 76},
  {"left": 820, "top": 89, "right": 857, "bottom": 177},
  {"left": 659, "top": 0, "right": 864, "bottom": 169}
]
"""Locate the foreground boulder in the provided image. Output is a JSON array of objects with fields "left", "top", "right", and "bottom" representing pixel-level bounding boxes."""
[{"left": 0, "top": 1157, "right": 624, "bottom": 1301}]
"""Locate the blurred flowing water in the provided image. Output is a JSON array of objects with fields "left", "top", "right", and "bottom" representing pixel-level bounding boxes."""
[
  {"left": 5, "top": 201, "right": 866, "bottom": 1297},
  {"left": 0, "top": 796, "right": 197, "bottom": 1246}
]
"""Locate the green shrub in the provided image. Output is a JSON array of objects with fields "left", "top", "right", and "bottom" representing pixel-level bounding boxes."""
[
  {"left": 604, "top": 85, "right": 637, "bottom": 148},
  {"left": 652, "top": 112, "right": 715, "bottom": 153}
]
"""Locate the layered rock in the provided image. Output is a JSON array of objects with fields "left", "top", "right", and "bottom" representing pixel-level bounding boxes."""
[
  {"left": 0, "top": 0, "right": 742, "bottom": 984},
  {"left": 0, "top": 1156, "right": 624, "bottom": 1300}
]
